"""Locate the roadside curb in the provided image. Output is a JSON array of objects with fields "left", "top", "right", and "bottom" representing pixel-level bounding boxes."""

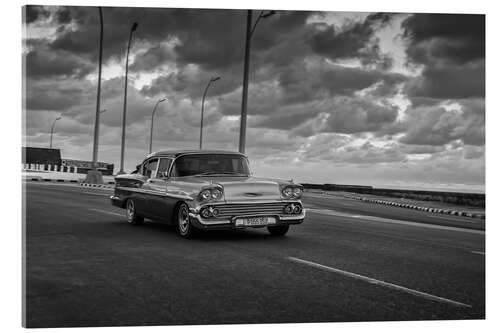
[
  {"left": 80, "top": 182, "right": 115, "bottom": 189},
  {"left": 351, "top": 196, "right": 485, "bottom": 219}
]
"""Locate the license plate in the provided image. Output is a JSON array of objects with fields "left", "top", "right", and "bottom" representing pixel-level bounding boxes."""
[{"left": 235, "top": 216, "right": 276, "bottom": 226}]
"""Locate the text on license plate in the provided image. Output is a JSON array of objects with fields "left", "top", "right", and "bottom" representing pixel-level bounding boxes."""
[{"left": 235, "top": 216, "right": 276, "bottom": 226}]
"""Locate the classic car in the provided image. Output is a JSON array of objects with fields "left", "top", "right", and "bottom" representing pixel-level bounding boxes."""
[{"left": 110, "top": 150, "right": 305, "bottom": 238}]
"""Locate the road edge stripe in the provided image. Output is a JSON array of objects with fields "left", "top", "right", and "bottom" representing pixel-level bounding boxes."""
[{"left": 286, "top": 256, "right": 471, "bottom": 308}]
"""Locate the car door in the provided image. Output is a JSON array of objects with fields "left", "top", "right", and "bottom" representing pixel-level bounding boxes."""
[
  {"left": 134, "top": 158, "right": 158, "bottom": 216},
  {"left": 142, "top": 158, "right": 173, "bottom": 221}
]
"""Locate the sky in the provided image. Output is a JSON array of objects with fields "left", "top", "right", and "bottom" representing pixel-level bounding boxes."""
[{"left": 22, "top": 6, "right": 485, "bottom": 192}]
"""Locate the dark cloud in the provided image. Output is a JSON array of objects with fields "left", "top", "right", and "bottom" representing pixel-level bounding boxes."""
[
  {"left": 399, "top": 99, "right": 484, "bottom": 146},
  {"left": 25, "top": 49, "right": 94, "bottom": 79},
  {"left": 309, "top": 13, "right": 395, "bottom": 67},
  {"left": 402, "top": 14, "right": 485, "bottom": 65},
  {"left": 402, "top": 13, "right": 485, "bottom": 101},
  {"left": 55, "top": 7, "right": 72, "bottom": 24},
  {"left": 140, "top": 63, "right": 243, "bottom": 100},
  {"left": 254, "top": 95, "right": 399, "bottom": 135},
  {"left": 278, "top": 61, "right": 406, "bottom": 103},
  {"left": 405, "top": 60, "right": 484, "bottom": 99},
  {"left": 129, "top": 44, "right": 176, "bottom": 72},
  {"left": 25, "top": 78, "right": 91, "bottom": 111},
  {"left": 25, "top": 5, "right": 50, "bottom": 24}
]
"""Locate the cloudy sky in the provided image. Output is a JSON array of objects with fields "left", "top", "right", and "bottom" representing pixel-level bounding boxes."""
[{"left": 23, "top": 6, "right": 485, "bottom": 192}]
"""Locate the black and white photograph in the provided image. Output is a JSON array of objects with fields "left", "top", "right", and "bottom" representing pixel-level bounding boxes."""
[{"left": 17, "top": 0, "right": 491, "bottom": 330}]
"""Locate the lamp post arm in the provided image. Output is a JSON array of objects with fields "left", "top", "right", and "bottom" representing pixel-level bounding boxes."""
[
  {"left": 149, "top": 100, "right": 161, "bottom": 154},
  {"left": 49, "top": 120, "right": 57, "bottom": 149},
  {"left": 199, "top": 81, "right": 212, "bottom": 150},
  {"left": 250, "top": 11, "right": 264, "bottom": 37}
]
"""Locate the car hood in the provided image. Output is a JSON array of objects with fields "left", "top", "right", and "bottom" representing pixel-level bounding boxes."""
[{"left": 173, "top": 176, "right": 289, "bottom": 201}]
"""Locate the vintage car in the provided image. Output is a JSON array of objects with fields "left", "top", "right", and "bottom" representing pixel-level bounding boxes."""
[{"left": 110, "top": 150, "right": 305, "bottom": 238}]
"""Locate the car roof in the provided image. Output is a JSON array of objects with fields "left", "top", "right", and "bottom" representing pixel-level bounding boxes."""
[{"left": 145, "top": 149, "right": 246, "bottom": 159}]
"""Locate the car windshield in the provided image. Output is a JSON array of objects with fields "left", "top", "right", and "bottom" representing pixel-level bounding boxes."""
[{"left": 170, "top": 154, "right": 250, "bottom": 177}]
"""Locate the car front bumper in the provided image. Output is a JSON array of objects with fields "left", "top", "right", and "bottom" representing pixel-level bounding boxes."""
[{"left": 188, "top": 211, "right": 305, "bottom": 230}]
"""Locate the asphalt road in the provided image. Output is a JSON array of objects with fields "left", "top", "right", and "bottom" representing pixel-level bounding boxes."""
[{"left": 24, "top": 182, "right": 485, "bottom": 327}]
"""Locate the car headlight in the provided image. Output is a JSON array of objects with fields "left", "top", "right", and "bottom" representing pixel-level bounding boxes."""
[
  {"left": 198, "top": 187, "right": 224, "bottom": 202},
  {"left": 281, "top": 186, "right": 303, "bottom": 199},
  {"left": 211, "top": 188, "right": 223, "bottom": 200},
  {"left": 282, "top": 187, "right": 294, "bottom": 199},
  {"left": 200, "top": 189, "right": 212, "bottom": 201},
  {"left": 292, "top": 187, "right": 303, "bottom": 198}
]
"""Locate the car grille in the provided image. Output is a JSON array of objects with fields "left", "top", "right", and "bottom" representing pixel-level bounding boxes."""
[{"left": 213, "top": 202, "right": 288, "bottom": 219}]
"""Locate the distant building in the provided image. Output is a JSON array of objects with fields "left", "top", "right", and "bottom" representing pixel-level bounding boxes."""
[
  {"left": 22, "top": 147, "right": 114, "bottom": 175},
  {"left": 61, "top": 159, "right": 114, "bottom": 175},
  {"left": 23, "top": 147, "right": 61, "bottom": 165}
]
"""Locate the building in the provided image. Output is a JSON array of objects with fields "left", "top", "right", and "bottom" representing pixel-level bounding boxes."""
[{"left": 22, "top": 147, "right": 114, "bottom": 175}]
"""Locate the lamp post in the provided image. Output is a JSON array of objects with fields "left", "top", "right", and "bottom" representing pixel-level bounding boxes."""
[
  {"left": 199, "top": 76, "right": 221, "bottom": 150},
  {"left": 118, "top": 21, "right": 138, "bottom": 174},
  {"left": 238, "top": 10, "right": 275, "bottom": 154},
  {"left": 49, "top": 116, "right": 62, "bottom": 149},
  {"left": 149, "top": 97, "right": 167, "bottom": 154},
  {"left": 100, "top": 109, "right": 107, "bottom": 114},
  {"left": 91, "top": 7, "right": 104, "bottom": 169}
]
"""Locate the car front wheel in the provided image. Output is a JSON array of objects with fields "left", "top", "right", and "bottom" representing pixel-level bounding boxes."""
[
  {"left": 126, "top": 199, "right": 144, "bottom": 225},
  {"left": 267, "top": 225, "right": 289, "bottom": 236},
  {"left": 176, "top": 203, "right": 195, "bottom": 238}
]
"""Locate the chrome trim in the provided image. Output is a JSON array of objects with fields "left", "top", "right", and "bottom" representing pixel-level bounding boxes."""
[
  {"left": 115, "top": 186, "right": 194, "bottom": 201},
  {"left": 194, "top": 199, "right": 302, "bottom": 209},
  {"left": 189, "top": 210, "right": 305, "bottom": 226},
  {"left": 189, "top": 213, "right": 231, "bottom": 225}
]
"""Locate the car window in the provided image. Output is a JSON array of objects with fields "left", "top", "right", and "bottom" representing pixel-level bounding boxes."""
[
  {"left": 171, "top": 154, "right": 250, "bottom": 177},
  {"left": 143, "top": 159, "right": 158, "bottom": 178},
  {"left": 156, "top": 158, "right": 172, "bottom": 178}
]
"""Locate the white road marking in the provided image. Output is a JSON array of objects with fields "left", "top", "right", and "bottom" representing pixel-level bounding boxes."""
[
  {"left": 287, "top": 257, "right": 471, "bottom": 308},
  {"left": 427, "top": 215, "right": 476, "bottom": 223},
  {"left": 90, "top": 209, "right": 123, "bottom": 217},
  {"left": 306, "top": 208, "right": 484, "bottom": 235},
  {"left": 336, "top": 201, "right": 354, "bottom": 207},
  {"left": 470, "top": 251, "right": 485, "bottom": 255},
  {"left": 81, "top": 191, "right": 110, "bottom": 196}
]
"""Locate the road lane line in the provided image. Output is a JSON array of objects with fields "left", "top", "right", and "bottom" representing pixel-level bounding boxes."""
[
  {"left": 90, "top": 208, "right": 123, "bottom": 217},
  {"left": 287, "top": 257, "right": 472, "bottom": 308},
  {"left": 470, "top": 251, "right": 485, "bottom": 255},
  {"left": 427, "top": 215, "right": 477, "bottom": 223},
  {"left": 306, "top": 208, "right": 484, "bottom": 235},
  {"left": 81, "top": 191, "right": 111, "bottom": 196}
]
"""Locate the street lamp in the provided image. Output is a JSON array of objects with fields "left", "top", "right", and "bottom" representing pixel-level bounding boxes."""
[
  {"left": 149, "top": 97, "right": 167, "bottom": 154},
  {"left": 118, "top": 21, "right": 139, "bottom": 174},
  {"left": 238, "top": 10, "right": 275, "bottom": 154},
  {"left": 100, "top": 109, "right": 107, "bottom": 114},
  {"left": 49, "top": 116, "right": 62, "bottom": 149},
  {"left": 199, "top": 76, "right": 221, "bottom": 150},
  {"left": 91, "top": 7, "right": 104, "bottom": 169}
]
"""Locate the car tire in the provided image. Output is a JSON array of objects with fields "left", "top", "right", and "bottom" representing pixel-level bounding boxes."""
[
  {"left": 176, "top": 203, "right": 195, "bottom": 238},
  {"left": 267, "top": 225, "right": 289, "bottom": 236},
  {"left": 126, "top": 199, "right": 144, "bottom": 225}
]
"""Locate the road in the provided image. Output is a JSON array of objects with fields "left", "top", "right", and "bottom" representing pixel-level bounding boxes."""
[{"left": 24, "top": 182, "right": 485, "bottom": 327}]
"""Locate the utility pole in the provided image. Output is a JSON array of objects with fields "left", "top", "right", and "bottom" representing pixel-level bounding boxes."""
[
  {"left": 238, "top": 10, "right": 275, "bottom": 154},
  {"left": 118, "top": 21, "right": 138, "bottom": 174}
]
